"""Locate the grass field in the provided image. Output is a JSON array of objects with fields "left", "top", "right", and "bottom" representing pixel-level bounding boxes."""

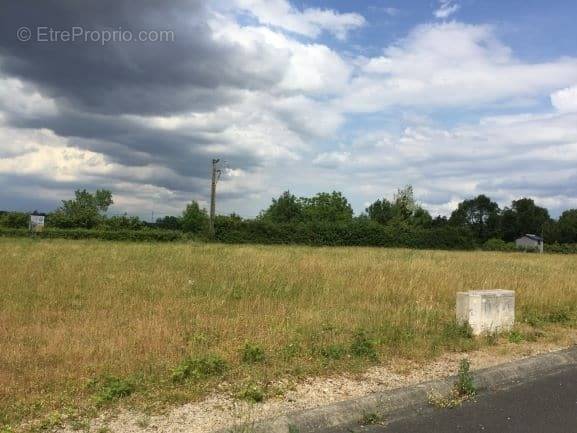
[{"left": 1, "top": 238, "right": 576, "bottom": 430}]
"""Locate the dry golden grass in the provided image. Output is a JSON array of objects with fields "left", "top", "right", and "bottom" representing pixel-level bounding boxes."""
[{"left": 1, "top": 238, "right": 576, "bottom": 429}]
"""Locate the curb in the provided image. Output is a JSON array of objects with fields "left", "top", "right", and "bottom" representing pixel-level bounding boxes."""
[{"left": 217, "top": 346, "right": 577, "bottom": 433}]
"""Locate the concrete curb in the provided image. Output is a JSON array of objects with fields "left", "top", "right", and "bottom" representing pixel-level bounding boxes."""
[{"left": 217, "top": 346, "right": 577, "bottom": 433}]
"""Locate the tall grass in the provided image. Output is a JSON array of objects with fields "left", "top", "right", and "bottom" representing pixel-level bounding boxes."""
[{"left": 1, "top": 239, "right": 576, "bottom": 427}]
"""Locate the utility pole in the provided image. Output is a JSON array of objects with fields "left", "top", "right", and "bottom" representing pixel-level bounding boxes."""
[{"left": 209, "top": 158, "right": 221, "bottom": 238}]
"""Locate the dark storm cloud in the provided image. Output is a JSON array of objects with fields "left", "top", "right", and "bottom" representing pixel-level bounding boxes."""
[
  {"left": 8, "top": 107, "right": 260, "bottom": 177},
  {"left": 0, "top": 0, "right": 284, "bottom": 115},
  {"left": 0, "top": 0, "right": 287, "bottom": 206}
]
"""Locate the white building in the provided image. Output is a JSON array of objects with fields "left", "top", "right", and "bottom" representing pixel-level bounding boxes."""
[{"left": 515, "top": 234, "right": 543, "bottom": 253}]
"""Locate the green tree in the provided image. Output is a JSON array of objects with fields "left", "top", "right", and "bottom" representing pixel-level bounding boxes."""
[
  {"left": 366, "top": 198, "right": 394, "bottom": 225},
  {"left": 260, "top": 191, "right": 303, "bottom": 223},
  {"left": 301, "top": 191, "right": 353, "bottom": 223},
  {"left": 181, "top": 201, "right": 208, "bottom": 233},
  {"left": 155, "top": 215, "right": 182, "bottom": 231},
  {"left": 392, "top": 185, "right": 417, "bottom": 221},
  {"left": 501, "top": 198, "right": 550, "bottom": 241},
  {"left": 410, "top": 207, "right": 433, "bottom": 228},
  {"left": 557, "top": 209, "right": 577, "bottom": 243},
  {"left": 450, "top": 194, "right": 501, "bottom": 242},
  {"left": 49, "top": 189, "right": 113, "bottom": 229}
]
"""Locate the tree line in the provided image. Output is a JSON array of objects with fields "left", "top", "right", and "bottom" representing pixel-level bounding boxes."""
[{"left": 2, "top": 186, "right": 577, "bottom": 245}]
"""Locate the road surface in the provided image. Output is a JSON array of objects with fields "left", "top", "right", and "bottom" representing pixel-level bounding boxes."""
[{"left": 336, "top": 366, "right": 577, "bottom": 433}]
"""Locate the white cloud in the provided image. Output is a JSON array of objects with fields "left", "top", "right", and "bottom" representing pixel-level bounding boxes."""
[
  {"left": 551, "top": 85, "right": 577, "bottom": 113},
  {"left": 310, "top": 109, "right": 577, "bottom": 215},
  {"left": 340, "top": 22, "right": 577, "bottom": 112},
  {"left": 223, "top": 0, "right": 365, "bottom": 39},
  {"left": 210, "top": 17, "right": 351, "bottom": 96},
  {"left": 434, "top": 0, "right": 460, "bottom": 19},
  {"left": 313, "top": 151, "right": 351, "bottom": 168}
]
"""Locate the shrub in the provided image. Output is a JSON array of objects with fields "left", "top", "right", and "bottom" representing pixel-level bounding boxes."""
[
  {"left": 546, "top": 243, "right": 577, "bottom": 254},
  {"left": 241, "top": 343, "right": 266, "bottom": 364},
  {"left": 318, "top": 344, "right": 347, "bottom": 360},
  {"left": 508, "top": 330, "right": 524, "bottom": 344},
  {"left": 90, "top": 376, "right": 134, "bottom": 405},
  {"left": 350, "top": 331, "right": 378, "bottom": 360},
  {"left": 0, "top": 227, "right": 183, "bottom": 242},
  {"left": 236, "top": 383, "right": 265, "bottom": 403},
  {"left": 0, "top": 212, "right": 29, "bottom": 229},
  {"left": 171, "top": 355, "right": 228, "bottom": 383},
  {"left": 99, "top": 215, "right": 144, "bottom": 231},
  {"left": 482, "top": 238, "right": 516, "bottom": 252}
]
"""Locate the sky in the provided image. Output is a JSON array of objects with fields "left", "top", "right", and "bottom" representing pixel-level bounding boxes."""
[{"left": 1, "top": 0, "right": 577, "bottom": 220}]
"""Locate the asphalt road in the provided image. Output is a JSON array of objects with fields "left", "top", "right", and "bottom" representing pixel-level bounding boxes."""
[{"left": 351, "top": 366, "right": 577, "bottom": 433}]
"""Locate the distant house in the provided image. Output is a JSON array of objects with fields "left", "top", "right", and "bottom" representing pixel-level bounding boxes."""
[{"left": 515, "top": 234, "right": 544, "bottom": 253}]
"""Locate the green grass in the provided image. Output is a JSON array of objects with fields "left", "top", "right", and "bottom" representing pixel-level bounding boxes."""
[{"left": 1, "top": 238, "right": 576, "bottom": 430}]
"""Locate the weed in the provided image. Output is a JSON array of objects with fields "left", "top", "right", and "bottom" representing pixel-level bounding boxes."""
[
  {"left": 288, "top": 425, "right": 300, "bottom": 433},
  {"left": 484, "top": 332, "right": 499, "bottom": 346},
  {"left": 508, "top": 330, "right": 524, "bottom": 344},
  {"left": 172, "top": 354, "right": 228, "bottom": 383},
  {"left": 281, "top": 342, "right": 301, "bottom": 360},
  {"left": 241, "top": 343, "right": 266, "bottom": 364},
  {"left": 319, "top": 344, "right": 347, "bottom": 360},
  {"left": 350, "top": 331, "right": 378, "bottom": 360},
  {"left": 428, "top": 358, "right": 476, "bottom": 409},
  {"left": 359, "top": 411, "right": 382, "bottom": 426},
  {"left": 456, "top": 359, "right": 476, "bottom": 397},
  {"left": 96, "top": 428, "right": 110, "bottom": 433},
  {"left": 236, "top": 383, "right": 265, "bottom": 403},
  {"left": 91, "top": 376, "right": 134, "bottom": 405},
  {"left": 546, "top": 308, "right": 571, "bottom": 324},
  {"left": 35, "top": 411, "right": 65, "bottom": 431},
  {"left": 442, "top": 321, "right": 474, "bottom": 340}
]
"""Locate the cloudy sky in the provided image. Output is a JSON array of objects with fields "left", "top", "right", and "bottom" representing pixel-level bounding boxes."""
[{"left": 1, "top": 0, "right": 577, "bottom": 219}]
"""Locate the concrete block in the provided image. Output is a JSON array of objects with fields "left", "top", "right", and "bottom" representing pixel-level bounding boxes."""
[{"left": 456, "top": 290, "right": 515, "bottom": 335}]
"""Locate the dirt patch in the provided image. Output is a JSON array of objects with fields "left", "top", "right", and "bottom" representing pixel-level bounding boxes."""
[{"left": 58, "top": 334, "right": 577, "bottom": 433}]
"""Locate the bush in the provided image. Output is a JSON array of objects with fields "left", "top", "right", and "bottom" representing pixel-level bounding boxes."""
[
  {"left": 99, "top": 215, "right": 144, "bottom": 231},
  {"left": 482, "top": 238, "right": 516, "bottom": 252},
  {"left": 0, "top": 227, "right": 183, "bottom": 242},
  {"left": 0, "top": 212, "right": 29, "bottom": 229},
  {"left": 241, "top": 342, "right": 266, "bottom": 364},
  {"left": 90, "top": 376, "right": 134, "bottom": 405},
  {"left": 545, "top": 243, "right": 577, "bottom": 254},
  {"left": 171, "top": 355, "right": 228, "bottom": 383},
  {"left": 236, "top": 383, "right": 265, "bottom": 403},
  {"left": 350, "top": 331, "right": 378, "bottom": 360}
]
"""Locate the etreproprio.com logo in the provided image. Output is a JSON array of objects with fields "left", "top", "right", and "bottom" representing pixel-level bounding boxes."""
[{"left": 17, "top": 26, "right": 175, "bottom": 45}]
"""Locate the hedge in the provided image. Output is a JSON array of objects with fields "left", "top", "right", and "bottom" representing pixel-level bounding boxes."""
[
  {"left": 214, "top": 219, "right": 476, "bottom": 250},
  {"left": 2, "top": 224, "right": 576, "bottom": 253},
  {"left": 0, "top": 227, "right": 185, "bottom": 242},
  {"left": 545, "top": 243, "right": 577, "bottom": 254}
]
